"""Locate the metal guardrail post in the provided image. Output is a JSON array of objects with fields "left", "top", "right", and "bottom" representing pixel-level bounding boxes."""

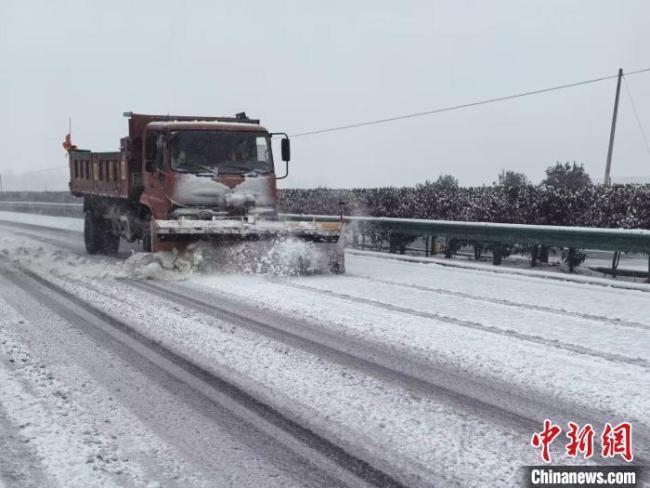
[{"left": 611, "top": 251, "right": 621, "bottom": 278}]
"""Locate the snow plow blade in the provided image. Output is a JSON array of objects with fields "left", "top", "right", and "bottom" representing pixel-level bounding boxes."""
[
  {"left": 151, "top": 218, "right": 345, "bottom": 273},
  {"left": 154, "top": 218, "right": 342, "bottom": 240}
]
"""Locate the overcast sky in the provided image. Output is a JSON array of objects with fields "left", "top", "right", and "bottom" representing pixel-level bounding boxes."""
[{"left": 1, "top": 0, "right": 649, "bottom": 190}]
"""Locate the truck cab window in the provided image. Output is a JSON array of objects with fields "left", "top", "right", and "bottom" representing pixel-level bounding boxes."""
[
  {"left": 169, "top": 130, "right": 273, "bottom": 175},
  {"left": 145, "top": 131, "right": 164, "bottom": 171}
]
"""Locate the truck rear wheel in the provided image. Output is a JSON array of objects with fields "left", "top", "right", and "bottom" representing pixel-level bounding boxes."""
[
  {"left": 103, "top": 230, "right": 120, "bottom": 255},
  {"left": 84, "top": 211, "right": 119, "bottom": 255},
  {"left": 141, "top": 214, "right": 153, "bottom": 252}
]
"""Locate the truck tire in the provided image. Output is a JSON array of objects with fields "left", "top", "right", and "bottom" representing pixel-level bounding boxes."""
[
  {"left": 84, "top": 211, "right": 102, "bottom": 255},
  {"left": 84, "top": 211, "right": 119, "bottom": 255},
  {"left": 102, "top": 230, "right": 120, "bottom": 255}
]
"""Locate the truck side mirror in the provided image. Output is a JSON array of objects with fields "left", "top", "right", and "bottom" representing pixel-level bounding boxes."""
[
  {"left": 270, "top": 132, "right": 290, "bottom": 179},
  {"left": 281, "top": 138, "right": 291, "bottom": 162}
]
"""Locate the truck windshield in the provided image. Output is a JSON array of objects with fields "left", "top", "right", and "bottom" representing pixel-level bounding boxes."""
[{"left": 169, "top": 130, "right": 273, "bottom": 175}]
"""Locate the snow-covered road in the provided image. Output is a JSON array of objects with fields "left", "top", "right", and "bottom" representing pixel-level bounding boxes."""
[{"left": 0, "top": 212, "right": 648, "bottom": 488}]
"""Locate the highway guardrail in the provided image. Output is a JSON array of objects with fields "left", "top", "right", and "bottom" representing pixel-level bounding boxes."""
[
  {"left": 282, "top": 214, "right": 650, "bottom": 254},
  {"left": 2, "top": 202, "right": 650, "bottom": 254}
]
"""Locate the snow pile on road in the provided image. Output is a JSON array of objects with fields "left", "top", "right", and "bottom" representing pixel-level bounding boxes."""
[
  {"left": 0, "top": 237, "right": 120, "bottom": 279},
  {"left": 123, "top": 250, "right": 203, "bottom": 280},
  {"left": 123, "top": 239, "right": 327, "bottom": 280},
  {"left": 199, "top": 238, "right": 331, "bottom": 275},
  {"left": 0, "top": 234, "right": 196, "bottom": 280},
  {"left": 125, "top": 238, "right": 332, "bottom": 279},
  {"left": 0, "top": 234, "right": 331, "bottom": 281},
  {"left": 0, "top": 211, "right": 335, "bottom": 278}
]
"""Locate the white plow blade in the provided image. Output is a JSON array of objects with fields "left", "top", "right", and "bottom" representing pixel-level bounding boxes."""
[{"left": 154, "top": 218, "right": 342, "bottom": 240}]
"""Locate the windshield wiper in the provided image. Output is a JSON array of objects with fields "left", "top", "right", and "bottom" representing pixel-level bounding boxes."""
[
  {"left": 178, "top": 162, "right": 219, "bottom": 176},
  {"left": 219, "top": 163, "right": 271, "bottom": 175}
]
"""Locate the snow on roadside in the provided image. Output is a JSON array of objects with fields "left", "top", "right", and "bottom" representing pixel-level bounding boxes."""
[
  {"left": 280, "top": 275, "right": 649, "bottom": 362},
  {"left": 348, "top": 253, "right": 650, "bottom": 325},
  {"left": 0, "top": 211, "right": 84, "bottom": 233},
  {"left": 349, "top": 249, "right": 650, "bottom": 292}
]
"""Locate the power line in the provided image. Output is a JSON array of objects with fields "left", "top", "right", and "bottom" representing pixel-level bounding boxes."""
[
  {"left": 291, "top": 67, "right": 650, "bottom": 137},
  {"left": 8, "top": 67, "right": 650, "bottom": 179},
  {"left": 3, "top": 165, "right": 68, "bottom": 177},
  {"left": 622, "top": 74, "right": 650, "bottom": 161}
]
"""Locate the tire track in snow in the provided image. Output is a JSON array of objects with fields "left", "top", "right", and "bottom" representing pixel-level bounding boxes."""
[
  {"left": 0, "top": 259, "right": 408, "bottom": 488},
  {"left": 120, "top": 279, "right": 555, "bottom": 432},
  {"left": 347, "top": 273, "right": 650, "bottom": 332},
  {"left": 280, "top": 281, "right": 650, "bottom": 370},
  {"left": 93, "top": 277, "right": 650, "bottom": 469}
]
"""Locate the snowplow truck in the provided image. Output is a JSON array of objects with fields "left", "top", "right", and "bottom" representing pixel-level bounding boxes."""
[{"left": 68, "top": 112, "right": 345, "bottom": 273}]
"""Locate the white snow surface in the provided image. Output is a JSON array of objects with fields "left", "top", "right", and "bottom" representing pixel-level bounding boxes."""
[
  {"left": 1, "top": 210, "right": 649, "bottom": 487},
  {"left": 0, "top": 299, "right": 146, "bottom": 487},
  {"left": 348, "top": 249, "right": 650, "bottom": 291},
  {"left": 48, "top": 274, "right": 542, "bottom": 487},
  {"left": 185, "top": 272, "right": 650, "bottom": 427},
  {"left": 0, "top": 280, "right": 309, "bottom": 488}
]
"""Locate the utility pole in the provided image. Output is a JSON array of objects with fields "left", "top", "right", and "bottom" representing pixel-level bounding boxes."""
[
  {"left": 604, "top": 69, "right": 624, "bottom": 277},
  {"left": 604, "top": 68, "right": 623, "bottom": 186}
]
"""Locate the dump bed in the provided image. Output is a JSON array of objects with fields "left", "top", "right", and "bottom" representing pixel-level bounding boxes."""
[{"left": 69, "top": 149, "right": 130, "bottom": 199}]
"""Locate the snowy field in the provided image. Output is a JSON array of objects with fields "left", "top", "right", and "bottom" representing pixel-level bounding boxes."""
[{"left": 0, "top": 211, "right": 648, "bottom": 488}]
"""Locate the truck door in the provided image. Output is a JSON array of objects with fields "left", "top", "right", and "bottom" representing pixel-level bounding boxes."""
[{"left": 142, "top": 130, "right": 170, "bottom": 218}]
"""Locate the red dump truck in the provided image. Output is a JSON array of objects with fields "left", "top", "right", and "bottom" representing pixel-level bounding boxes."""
[{"left": 67, "top": 112, "right": 344, "bottom": 272}]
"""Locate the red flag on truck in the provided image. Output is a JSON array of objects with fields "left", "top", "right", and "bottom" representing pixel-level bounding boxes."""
[{"left": 62, "top": 132, "right": 75, "bottom": 151}]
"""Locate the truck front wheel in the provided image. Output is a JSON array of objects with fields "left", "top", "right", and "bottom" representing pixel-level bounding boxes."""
[{"left": 84, "top": 211, "right": 119, "bottom": 255}]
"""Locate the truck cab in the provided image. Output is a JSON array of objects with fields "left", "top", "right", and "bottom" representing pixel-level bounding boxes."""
[{"left": 139, "top": 118, "right": 285, "bottom": 223}]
